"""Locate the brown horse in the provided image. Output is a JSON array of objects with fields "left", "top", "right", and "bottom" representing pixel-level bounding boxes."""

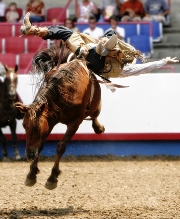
[
  {"left": 15, "top": 43, "right": 105, "bottom": 190},
  {"left": 0, "top": 65, "right": 22, "bottom": 161}
]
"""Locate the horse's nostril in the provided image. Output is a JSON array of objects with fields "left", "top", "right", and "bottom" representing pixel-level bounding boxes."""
[{"left": 9, "top": 93, "right": 16, "bottom": 100}]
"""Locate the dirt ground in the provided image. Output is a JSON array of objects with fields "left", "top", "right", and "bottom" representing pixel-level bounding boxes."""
[{"left": 0, "top": 156, "right": 180, "bottom": 219}]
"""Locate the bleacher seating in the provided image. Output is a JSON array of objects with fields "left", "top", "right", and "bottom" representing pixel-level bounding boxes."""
[
  {"left": 46, "top": 7, "right": 67, "bottom": 22},
  {"left": 0, "top": 53, "right": 17, "bottom": 67},
  {"left": 151, "top": 21, "right": 163, "bottom": 42},
  {"left": 0, "top": 23, "right": 48, "bottom": 73},
  {"left": 0, "top": 38, "right": 4, "bottom": 53},
  {"left": 120, "top": 23, "right": 138, "bottom": 41},
  {"left": 14, "top": 23, "right": 22, "bottom": 37},
  {"left": 5, "top": 37, "right": 27, "bottom": 54},
  {"left": 17, "top": 53, "right": 34, "bottom": 74},
  {"left": 26, "top": 37, "right": 47, "bottom": 53},
  {"left": 139, "top": 22, "right": 152, "bottom": 37},
  {"left": 127, "top": 35, "right": 153, "bottom": 58},
  {"left": 0, "top": 24, "right": 14, "bottom": 37}
]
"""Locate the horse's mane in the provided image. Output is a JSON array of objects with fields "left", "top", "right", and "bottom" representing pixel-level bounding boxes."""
[
  {"left": 31, "top": 40, "right": 71, "bottom": 76},
  {"left": 28, "top": 59, "right": 88, "bottom": 123},
  {"left": 27, "top": 39, "right": 90, "bottom": 123}
]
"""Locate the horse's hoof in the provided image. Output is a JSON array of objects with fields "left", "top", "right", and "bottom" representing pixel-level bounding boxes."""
[
  {"left": 3, "top": 157, "right": 10, "bottom": 162},
  {"left": 24, "top": 177, "right": 36, "bottom": 187},
  {"left": 103, "top": 126, "right": 105, "bottom": 132},
  {"left": 100, "top": 125, "right": 105, "bottom": 133},
  {"left": 95, "top": 125, "right": 105, "bottom": 134},
  {"left": 45, "top": 180, "right": 57, "bottom": 190}
]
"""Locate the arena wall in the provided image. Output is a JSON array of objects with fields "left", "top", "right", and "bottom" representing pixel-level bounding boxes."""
[
  {"left": 1, "top": 73, "right": 180, "bottom": 158},
  {"left": 2, "top": 73, "right": 180, "bottom": 137}
]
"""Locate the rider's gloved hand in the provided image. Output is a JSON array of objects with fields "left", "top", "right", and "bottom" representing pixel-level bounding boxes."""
[
  {"left": 165, "top": 57, "right": 179, "bottom": 64},
  {"left": 77, "top": 45, "right": 89, "bottom": 58}
]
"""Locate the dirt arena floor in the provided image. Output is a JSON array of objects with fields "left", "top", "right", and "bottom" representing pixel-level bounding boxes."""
[{"left": 0, "top": 156, "right": 180, "bottom": 219}]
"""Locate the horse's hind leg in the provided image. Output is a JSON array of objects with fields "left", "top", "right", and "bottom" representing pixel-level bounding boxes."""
[
  {"left": 45, "top": 119, "right": 82, "bottom": 190},
  {"left": 91, "top": 103, "right": 105, "bottom": 134},
  {"left": 9, "top": 120, "right": 21, "bottom": 160},
  {"left": 92, "top": 118, "right": 105, "bottom": 134},
  {"left": 0, "top": 129, "right": 9, "bottom": 162}
]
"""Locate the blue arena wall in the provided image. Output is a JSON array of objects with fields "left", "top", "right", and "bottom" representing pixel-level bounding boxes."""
[{"left": 1, "top": 140, "right": 180, "bottom": 159}]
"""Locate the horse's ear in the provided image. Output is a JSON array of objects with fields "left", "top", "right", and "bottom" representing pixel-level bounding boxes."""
[
  {"left": 36, "top": 103, "right": 47, "bottom": 116},
  {"left": 14, "top": 64, "right": 18, "bottom": 73},
  {"left": 4, "top": 65, "right": 8, "bottom": 72},
  {"left": 15, "top": 102, "right": 28, "bottom": 114}
]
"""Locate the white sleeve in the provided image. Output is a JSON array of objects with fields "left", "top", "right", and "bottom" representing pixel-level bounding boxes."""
[{"left": 120, "top": 59, "right": 167, "bottom": 77}]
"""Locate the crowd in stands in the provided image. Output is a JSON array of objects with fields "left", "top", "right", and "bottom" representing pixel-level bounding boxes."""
[
  {"left": 0, "top": 0, "right": 45, "bottom": 23},
  {"left": 74, "top": 0, "right": 170, "bottom": 24},
  {"left": 0, "top": 0, "right": 170, "bottom": 24},
  {"left": 0, "top": 0, "right": 171, "bottom": 74}
]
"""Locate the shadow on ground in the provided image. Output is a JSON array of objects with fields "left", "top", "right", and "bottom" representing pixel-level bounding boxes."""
[{"left": 0, "top": 206, "right": 89, "bottom": 218}]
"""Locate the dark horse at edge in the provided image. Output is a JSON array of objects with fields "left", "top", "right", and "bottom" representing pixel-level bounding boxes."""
[
  {"left": 15, "top": 42, "right": 105, "bottom": 189},
  {"left": 0, "top": 65, "right": 23, "bottom": 161}
]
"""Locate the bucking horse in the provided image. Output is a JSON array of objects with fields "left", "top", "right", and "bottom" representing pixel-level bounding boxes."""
[{"left": 15, "top": 42, "right": 105, "bottom": 189}]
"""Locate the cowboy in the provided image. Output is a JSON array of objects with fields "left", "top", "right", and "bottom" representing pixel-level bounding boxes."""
[{"left": 20, "top": 12, "right": 178, "bottom": 79}]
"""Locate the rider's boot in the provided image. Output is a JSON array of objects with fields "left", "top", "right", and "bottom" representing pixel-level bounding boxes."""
[
  {"left": 20, "top": 12, "right": 49, "bottom": 37},
  {"left": 20, "top": 12, "right": 88, "bottom": 57},
  {"left": 96, "top": 34, "right": 117, "bottom": 56}
]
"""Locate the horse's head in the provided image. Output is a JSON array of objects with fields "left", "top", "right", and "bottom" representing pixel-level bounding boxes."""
[
  {"left": 4, "top": 65, "right": 18, "bottom": 100},
  {"left": 15, "top": 102, "right": 51, "bottom": 160}
]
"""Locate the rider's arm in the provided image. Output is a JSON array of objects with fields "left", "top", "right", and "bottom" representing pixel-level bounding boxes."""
[
  {"left": 120, "top": 59, "right": 166, "bottom": 77},
  {"left": 120, "top": 57, "right": 178, "bottom": 77}
]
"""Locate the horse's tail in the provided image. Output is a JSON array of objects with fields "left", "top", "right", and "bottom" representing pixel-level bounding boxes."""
[{"left": 31, "top": 46, "right": 60, "bottom": 75}]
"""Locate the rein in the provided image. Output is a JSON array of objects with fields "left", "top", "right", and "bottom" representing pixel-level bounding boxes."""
[{"left": 90, "top": 70, "right": 129, "bottom": 89}]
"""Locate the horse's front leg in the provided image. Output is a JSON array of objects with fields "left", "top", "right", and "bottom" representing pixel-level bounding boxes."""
[
  {"left": 25, "top": 156, "right": 40, "bottom": 186},
  {"left": 45, "top": 119, "right": 82, "bottom": 190},
  {"left": 0, "top": 129, "right": 9, "bottom": 161},
  {"left": 9, "top": 120, "right": 21, "bottom": 160}
]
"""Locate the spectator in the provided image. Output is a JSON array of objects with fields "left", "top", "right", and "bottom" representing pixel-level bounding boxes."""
[
  {"left": 98, "top": 0, "right": 125, "bottom": 22},
  {"left": 5, "top": 2, "right": 19, "bottom": 23},
  {"left": 26, "top": 0, "right": 45, "bottom": 22},
  {"left": 0, "top": 0, "right": 6, "bottom": 22},
  {"left": 143, "top": 0, "right": 169, "bottom": 23},
  {"left": 64, "top": 18, "right": 79, "bottom": 32},
  {"left": 83, "top": 15, "right": 104, "bottom": 39},
  {"left": 76, "top": 0, "right": 98, "bottom": 23},
  {"left": 108, "top": 15, "right": 125, "bottom": 40},
  {"left": 120, "top": 0, "right": 144, "bottom": 22}
]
